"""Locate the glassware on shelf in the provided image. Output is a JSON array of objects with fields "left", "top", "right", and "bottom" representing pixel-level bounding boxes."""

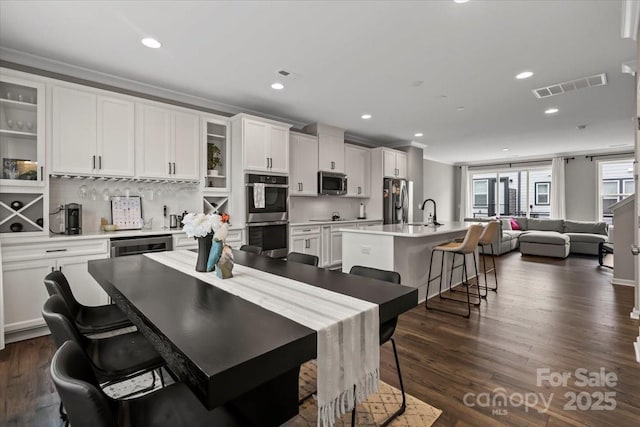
[
  {"left": 16, "top": 120, "right": 24, "bottom": 130},
  {"left": 17, "top": 94, "right": 23, "bottom": 102},
  {"left": 29, "top": 95, "right": 35, "bottom": 104},
  {"left": 6, "top": 119, "right": 14, "bottom": 129},
  {"left": 90, "top": 187, "right": 98, "bottom": 201},
  {"left": 26, "top": 122, "right": 33, "bottom": 131},
  {"left": 102, "top": 188, "right": 110, "bottom": 201},
  {"left": 5, "top": 91, "right": 12, "bottom": 100}
]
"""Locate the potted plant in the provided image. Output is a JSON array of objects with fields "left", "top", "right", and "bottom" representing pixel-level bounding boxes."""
[{"left": 207, "top": 144, "right": 222, "bottom": 176}]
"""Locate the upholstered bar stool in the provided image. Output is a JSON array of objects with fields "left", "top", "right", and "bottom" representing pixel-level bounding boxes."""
[
  {"left": 425, "top": 224, "right": 484, "bottom": 318},
  {"left": 478, "top": 220, "right": 500, "bottom": 294}
]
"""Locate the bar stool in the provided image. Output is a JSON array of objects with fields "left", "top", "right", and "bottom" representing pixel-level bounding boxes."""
[
  {"left": 478, "top": 220, "right": 500, "bottom": 294},
  {"left": 425, "top": 224, "right": 484, "bottom": 318}
]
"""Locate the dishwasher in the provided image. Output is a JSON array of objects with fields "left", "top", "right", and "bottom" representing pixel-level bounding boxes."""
[{"left": 109, "top": 235, "right": 173, "bottom": 258}]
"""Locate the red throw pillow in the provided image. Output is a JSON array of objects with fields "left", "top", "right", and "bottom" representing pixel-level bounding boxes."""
[{"left": 510, "top": 218, "right": 521, "bottom": 230}]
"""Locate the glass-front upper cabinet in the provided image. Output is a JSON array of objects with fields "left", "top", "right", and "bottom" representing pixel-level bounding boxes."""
[
  {"left": 203, "top": 116, "right": 230, "bottom": 194},
  {"left": 0, "top": 74, "right": 45, "bottom": 186}
]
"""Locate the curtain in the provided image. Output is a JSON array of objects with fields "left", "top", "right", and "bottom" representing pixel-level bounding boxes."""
[
  {"left": 459, "top": 165, "right": 470, "bottom": 222},
  {"left": 551, "top": 157, "right": 566, "bottom": 218}
]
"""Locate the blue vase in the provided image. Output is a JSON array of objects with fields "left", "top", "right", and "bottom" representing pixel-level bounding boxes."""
[{"left": 207, "top": 240, "right": 224, "bottom": 272}]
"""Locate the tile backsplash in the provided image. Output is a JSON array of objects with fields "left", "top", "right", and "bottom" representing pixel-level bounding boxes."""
[
  {"left": 49, "top": 179, "right": 201, "bottom": 233},
  {"left": 289, "top": 196, "right": 375, "bottom": 222}
]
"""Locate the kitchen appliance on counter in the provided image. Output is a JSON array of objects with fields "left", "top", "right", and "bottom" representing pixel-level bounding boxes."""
[
  {"left": 245, "top": 173, "right": 289, "bottom": 258},
  {"left": 64, "top": 203, "right": 82, "bottom": 235},
  {"left": 318, "top": 171, "right": 347, "bottom": 195},
  {"left": 383, "top": 178, "right": 413, "bottom": 225},
  {"left": 109, "top": 234, "right": 173, "bottom": 258}
]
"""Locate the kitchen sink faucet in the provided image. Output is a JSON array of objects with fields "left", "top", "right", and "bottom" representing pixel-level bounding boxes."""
[{"left": 420, "top": 199, "right": 442, "bottom": 226}]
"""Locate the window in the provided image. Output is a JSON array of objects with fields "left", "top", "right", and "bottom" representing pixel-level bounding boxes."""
[
  {"left": 469, "top": 167, "right": 552, "bottom": 218},
  {"left": 598, "top": 160, "right": 634, "bottom": 224},
  {"left": 535, "top": 182, "right": 550, "bottom": 205},
  {"left": 473, "top": 180, "right": 488, "bottom": 206}
]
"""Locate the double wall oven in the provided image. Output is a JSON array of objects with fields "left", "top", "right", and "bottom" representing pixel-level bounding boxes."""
[{"left": 245, "top": 174, "right": 289, "bottom": 258}]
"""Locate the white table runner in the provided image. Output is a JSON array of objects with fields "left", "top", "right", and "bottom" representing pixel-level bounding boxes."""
[{"left": 145, "top": 250, "right": 379, "bottom": 427}]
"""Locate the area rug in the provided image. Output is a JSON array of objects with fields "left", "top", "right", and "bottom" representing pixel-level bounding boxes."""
[
  {"left": 104, "top": 362, "right": 442, "bottom": 426},
  {"left": 285, "top": 362, "right": 442, "bottom": 427}
]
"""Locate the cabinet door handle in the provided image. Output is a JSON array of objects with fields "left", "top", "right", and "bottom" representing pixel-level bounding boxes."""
[
  {"left": 51, "top": 266, "right": 54, "bottom": 272},
  {"left": 40, "top": 166, "right": 44, "bottom": 181},
  {"left": 331, "top": 161, "right": 335, "bottom": 170},
  {"left": 270, "top": 158, "right": 273, "bottom": 168},
  {"left": 99, "top": 156, "right": 102, "bottom": 169},
  {"left": 358, "top": 186, "right": 361, "bottom": 194},
  {"left": 305, "top": 239, "right": 310, "bottom": 249},
  {"left": 59, "top": 266, "right": 62, "bottom": 272},
  {"left": 266, "top": 157, "right": 269, "bottom": 168},
  {"left": 169, "top": 162, "right": 172, "bottom": 174},
  {"left": 173, "top": 162, "right": 176, "bottom": 174},
  {"left": 46, "top": 249, "right": 67, "bottom": 253},
  {"left": 92, "top": 155, "right": 96, "bottom": 169},
  {"left": 302, "top": 229, "right": 311, "bottom": 232}
]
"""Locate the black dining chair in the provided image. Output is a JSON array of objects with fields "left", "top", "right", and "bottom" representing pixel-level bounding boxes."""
[
  {"left": 42, "top": 295, "right": 165, "bottom": 391},
  {"left": 44, "top": 270, "right": 132, "bottom": 335},
  {"left": 239, "top": 244, "right": 263, "bottom": 255},
  {"left": 50, "top": 340, "right": 251, "bottom": 427},
  {"left": 287, "top": 251, "right": 319, "bottom": 267},
  {"left": 349, "top": 265, "right": 406, "bottom": 427}
]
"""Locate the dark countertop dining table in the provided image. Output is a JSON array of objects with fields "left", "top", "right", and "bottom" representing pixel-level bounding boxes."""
[{"left": 88, "top": 249, "right": 418, "bottom": 426}]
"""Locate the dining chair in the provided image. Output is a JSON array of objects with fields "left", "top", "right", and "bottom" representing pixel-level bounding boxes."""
[
  {"left": 425, "top": 223, "right": 484, "bottom": 318},
  {"left": 239, "top": 244, "right": 263, "bottom": 255},
  {"left": 42, "top": 295, "right": 165, "bottom": 393},
  {"left": 44, "top": 270, "right": 133, "bottom": 335},
  {"left": 477, "top": 220, "right": 500, "bottom": 293},
  {"left": 50, "top": 341, "right": 251, "bottom": 427},
  {"left": 287, "top": 251, "right": 319, "bottom": 267},
  {"left": 348, "top": 265, "right": 405, "bottom": 427}
]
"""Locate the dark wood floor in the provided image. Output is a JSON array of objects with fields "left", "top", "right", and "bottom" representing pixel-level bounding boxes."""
[{"left": 1, "top": 252, "right": 639, "bottom": 426}]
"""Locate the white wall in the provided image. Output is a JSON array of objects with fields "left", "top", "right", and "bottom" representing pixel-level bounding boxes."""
[
  {"left": 49, "top": 179, "right": 201, "bottom": 233},
  {"left": 423, "top": 159, "right": 457, "bottom": 222}
]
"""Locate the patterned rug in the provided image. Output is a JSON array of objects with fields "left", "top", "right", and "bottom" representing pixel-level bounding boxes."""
[{"left": 104, "top": 362, "right": 442, "bottom": 426}]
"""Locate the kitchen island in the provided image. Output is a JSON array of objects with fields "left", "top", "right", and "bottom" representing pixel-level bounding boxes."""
[{"left": 341, "top": 222, "right": 474, "bottom": 301}]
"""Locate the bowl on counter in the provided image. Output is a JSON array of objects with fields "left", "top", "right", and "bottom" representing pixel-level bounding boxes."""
[{"left": 102, "top": 224, "right": 117, "bottom": 232}]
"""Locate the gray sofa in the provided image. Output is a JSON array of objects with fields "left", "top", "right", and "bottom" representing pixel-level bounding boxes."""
[
  {"left": 513, "top": 217, "right": 608, "bottom": 258},
  {"left": 465, "top": 217, "right": 608, "bottom": 258}
]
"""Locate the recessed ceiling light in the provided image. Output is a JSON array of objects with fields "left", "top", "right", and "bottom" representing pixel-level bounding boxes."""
[
  {"left": 503, "top": 148, "right": 509, "bottom": 151},
  {"left": 361, "top": 114, "right": 372, "bottom": 120},
  {"left": 414, "top": 132, "right": 424, "bottom": 137},
  {"left": 516, "top": 71, "right": 533, "bottom": 80},
  {"left": 141, "top": 38, "right": 162, "bottom": 49},
  {"left": 544, "top": 108, "right": 559, "bottom": 114},
  {"left": 271, "top": 82, "right": 284, "bottom": 90},
  {"left": 453, "top": 0, "right": 470, "bottom": 3},
  {"left": 456, "top": 107, "right": 465, "bottom": 111}
]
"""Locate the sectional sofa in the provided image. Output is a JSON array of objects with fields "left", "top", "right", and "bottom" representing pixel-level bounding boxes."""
[{"left": 465, "top": 217, "right": 609, "bottom": 258}]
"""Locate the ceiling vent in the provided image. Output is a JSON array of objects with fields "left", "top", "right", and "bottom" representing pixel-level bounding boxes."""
[{"left": 532, "top": 73, "right": 607, "bottom": 99}]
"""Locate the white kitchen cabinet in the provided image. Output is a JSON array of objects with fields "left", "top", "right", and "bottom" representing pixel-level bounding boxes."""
[
  {"left": 344, "top": 144, "right": 370, "bottom": 197},
  {"left": 290, "top": 132, "right": 319, "bottom": 196},
  {"left": 290, "top": 225, "right": 321, "bottom": 258},
  {"left": 329, "top": 224, "right": 357, "bottom": 266},
  {"left": 137, "top": 103, "right": 200, "bottom": 180},
  {"left": 2, "top": 258, "right": 53, "bottom": 336},
  {"left": 0, "top": 73, "right": 46, "bottom": 186},
  {"left": 303, "top": 123, "right": 345, "bottom": 173},
  {"left": 237, "top": 116, "right": 290, "bottom": 174},
  {"left": 52, "top": 86, "right": 135, "bottom": 177},
  {"left": 227, "top": 228, "right": 244, "bottom": 249},
  {"left": 382, "top": 148, "right": 407, "bottom": 179},
  {"left": 1, "top": 238, "right": 110, "bottom": 342}
]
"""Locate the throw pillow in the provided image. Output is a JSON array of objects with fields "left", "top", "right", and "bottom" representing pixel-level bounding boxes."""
[
  {"left": 501, "top": 218, "right": 512, "bottom": 231},
  {"left": 510, "top": 218, "right": 521, "bottom": 230}
]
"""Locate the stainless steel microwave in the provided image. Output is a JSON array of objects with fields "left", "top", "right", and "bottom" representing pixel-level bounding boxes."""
[{"left": 318, "top": 171, "right": 347, "bottom": 195}]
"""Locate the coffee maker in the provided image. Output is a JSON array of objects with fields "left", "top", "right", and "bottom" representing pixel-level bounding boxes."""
[{"left": 64, "top": 203, "right": 82, "bottom": 235}]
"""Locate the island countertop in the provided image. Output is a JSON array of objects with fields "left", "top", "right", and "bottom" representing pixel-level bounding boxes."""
[{"left": 339, "top": 221, "right": 470, "bottom": 237}]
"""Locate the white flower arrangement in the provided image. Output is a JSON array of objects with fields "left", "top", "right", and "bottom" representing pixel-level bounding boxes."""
[{"left": 181, "top": 212, "right": 230, "bottom": 242}]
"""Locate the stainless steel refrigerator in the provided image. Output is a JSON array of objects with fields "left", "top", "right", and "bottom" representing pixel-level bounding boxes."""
[{"left": 383, "top": 178, "right": 413, "bottom": 224}]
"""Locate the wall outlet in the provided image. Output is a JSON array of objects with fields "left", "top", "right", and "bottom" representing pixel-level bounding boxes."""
[{"left": 361, "top": 245, "right": 371, "bottom": 255}]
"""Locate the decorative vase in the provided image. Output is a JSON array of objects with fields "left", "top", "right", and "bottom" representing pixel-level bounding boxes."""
[
  {"left": 195, "top": 234, "right": 214, "bottom": 272},
  {"left": 208, "top": 169, "right": 219, "bottom": 177}
]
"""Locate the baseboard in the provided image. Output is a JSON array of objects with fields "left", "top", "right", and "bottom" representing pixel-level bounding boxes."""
[
  {"left": 611, "top": 278, "right": 635, "bottom": 287},
  {"left": 5, "top": 325, "right": 50, "bottom": 344}
]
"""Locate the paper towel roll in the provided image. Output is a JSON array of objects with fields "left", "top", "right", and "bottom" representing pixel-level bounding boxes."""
[{"left": 359, "top": 203, "right": 366, "bottom": 219}]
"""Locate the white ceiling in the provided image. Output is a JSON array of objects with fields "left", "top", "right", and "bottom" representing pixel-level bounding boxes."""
[{"left": 0, "top": 0, "right": 636, "bottom": 164}]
